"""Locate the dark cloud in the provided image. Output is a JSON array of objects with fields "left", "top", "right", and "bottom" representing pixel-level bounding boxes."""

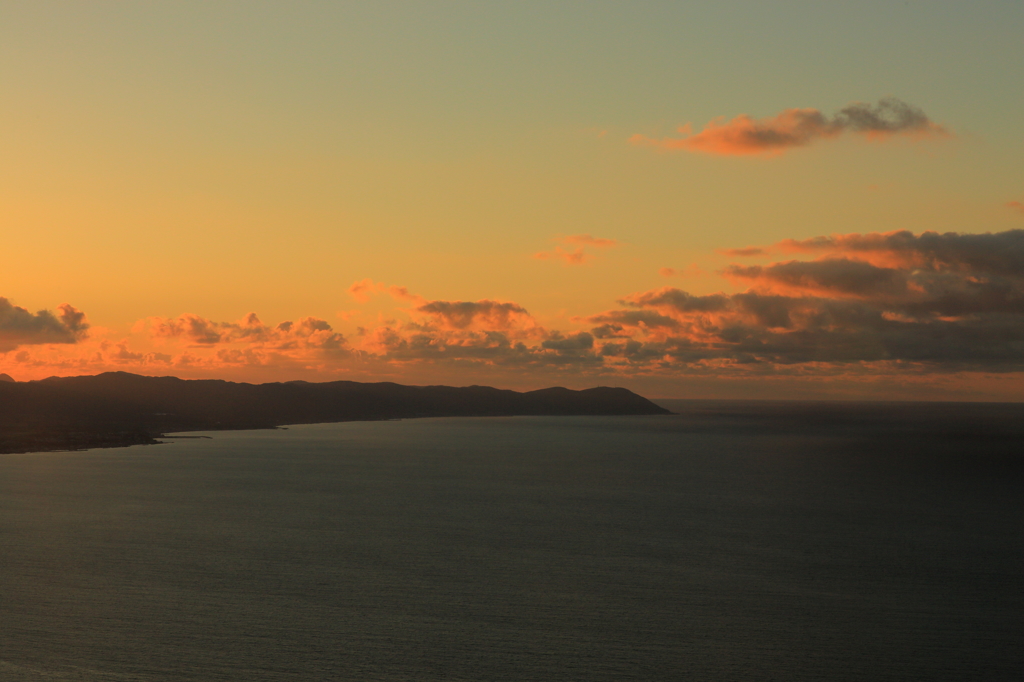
[
  {"left": 364, "top": 324, "right": 606, "bottom": 370},
  {"left": 620, "top": 288, "right": 730, "bottom": 314},
  {"left": 577, "top": 229, "right": 1024, "bottom": 370},
  {"left": 147, "top": 313, "right": 346, "bottom": 350},
  {"left": 0, "top": 298, "right": 89, "bottom": 352},
  {"left": 542, "top": 332, "right": 595, "bottom": 351},
  {"left": 588, "top": 309, "right": 681, "bottom": 332},
  {"left": 724, "top": 258, "right": 909, "bottom": 298},
  {"left": 416, "top": 300, "right": 535, "bottom": 331},
  {"left": 589, "top": 323, "right": 633, "bottom": 339},
  {"left": 777, "top": 229, "right": 1024, "bottom": 277},
  {"left": 719, "top": 247, "right": 768, "bottom": 257},
  {"left": 832, "top": 98, "right": 938, "bottom": 135}
]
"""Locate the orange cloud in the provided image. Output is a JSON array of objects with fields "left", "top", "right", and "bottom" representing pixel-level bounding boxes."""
[
  {"left": 348, "top": 278, "right": 386, "bottom": 303},
  {"left": 336, "top": 310, "right": 361, "bottom": 322},
  {"left": 562, "top": 234, "right": 618, "bottom": 248},
  {"left": 660, "top": 264, "right": 705, "bottom": 278},
  {"left": 534, "top": 234, "right": 617, "bottom": 265},
  {"left": 388, "top": 285, "right": 426, "bottom": 305},
  {"left": 1009, "top": 201, "right": 1024, "bottom": 216},
  {"left": 148, "top": 313, "right": 226, "bottom": 344},
  {"left": 6, "top": 229, "right": 1024, "bottom": 390},
  {"left": 533, "top": 246, "right": 587, "bottom": 265},
  {"left": 348, "top": 280, "right": 426, "bottom": 305},
  {"left": 143, "top": 312, "right": 346, "bottom": 351},
  {"left": 633, "top": 98, "right": 948, "bottom": 156}
]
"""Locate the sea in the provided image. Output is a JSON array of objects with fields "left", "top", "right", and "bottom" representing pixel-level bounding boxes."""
[{"left": 1, "top": 401, "right": 1022, "bottom": 681}]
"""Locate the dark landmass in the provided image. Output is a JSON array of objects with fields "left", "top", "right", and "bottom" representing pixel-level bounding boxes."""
[{"left": 0, "top": 372, "right": 671, "bottom": 454}]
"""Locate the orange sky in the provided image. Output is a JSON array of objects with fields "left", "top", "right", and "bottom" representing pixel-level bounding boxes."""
[{"left": 3, "top": 3, "right": 1024, "bottom": 400}]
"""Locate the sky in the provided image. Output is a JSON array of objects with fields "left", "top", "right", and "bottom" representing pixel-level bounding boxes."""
[{"left": 2, "top": 1, "right": 1024, "bottom": 400}]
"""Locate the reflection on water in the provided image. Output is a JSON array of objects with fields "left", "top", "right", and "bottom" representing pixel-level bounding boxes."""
[{"left": 1, "top": 406, "right": 1022, "bottom": 681}]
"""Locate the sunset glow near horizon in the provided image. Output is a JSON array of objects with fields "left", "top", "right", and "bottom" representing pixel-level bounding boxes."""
[{"left": 3, "top": 2, "right": 1024, "bottom": 400}]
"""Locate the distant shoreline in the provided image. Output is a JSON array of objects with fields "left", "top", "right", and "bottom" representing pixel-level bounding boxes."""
[{"left": 0, "top": 372, "right": 670, "bottom": 455}]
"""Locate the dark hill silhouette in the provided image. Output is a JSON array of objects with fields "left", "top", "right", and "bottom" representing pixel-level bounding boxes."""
[{"left": 0, "top": 372, "right": 671, "bottom": 454}]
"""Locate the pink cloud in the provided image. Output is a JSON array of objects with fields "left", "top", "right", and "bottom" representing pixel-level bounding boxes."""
[{"left": 1008, "top": 201, "right": 1024, "bottom": 216}]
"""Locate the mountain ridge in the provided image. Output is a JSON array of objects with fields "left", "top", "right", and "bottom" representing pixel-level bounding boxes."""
[{"left": 0, "top": 371, "right": 671, "bottom": 454}]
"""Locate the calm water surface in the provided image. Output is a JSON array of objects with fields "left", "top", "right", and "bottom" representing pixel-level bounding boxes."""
[{"left": 1, "top": 409, "right": 1022, "bottom": 680}]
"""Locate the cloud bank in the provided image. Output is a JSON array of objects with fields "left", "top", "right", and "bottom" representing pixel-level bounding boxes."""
[
  {"left": 633, "top": 98, "right": 948, "bottom": 156},
  {"left": 593, "top": 229, "right": 1024, "bottom": 370},
  {"left": 5, "top": 230, "right": 1024, "bottom": 397}
]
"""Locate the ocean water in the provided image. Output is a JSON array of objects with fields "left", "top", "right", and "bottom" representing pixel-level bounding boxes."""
[{"left": 1, "top": 405, "right": 1022, "bottom": 681}]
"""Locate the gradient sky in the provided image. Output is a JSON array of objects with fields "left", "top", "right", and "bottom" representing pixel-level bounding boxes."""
[{"left": 3, "top": 1, "right": 1024, "bottom": 399}]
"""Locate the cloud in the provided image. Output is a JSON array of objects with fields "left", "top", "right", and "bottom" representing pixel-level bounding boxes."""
[
  {"left": 588, "top": 288, "right": 1024, "bottom": 368},
  {"left": 533, "top": 246, "right": 588, "bottom": 265},
  {"left": 588, "top": 309, "right": 682, "bottom": 333},
  {"left": 149, "top": 313, "right": 225, "bottom": 344},
  {"left": 660, "top": 264, "right": 705, "bottom": 278},
  {"left": 534, "top": 234, "right": 617, "bottom": 265},
  {"left": 620, "top": 288, "right": 731, "bottom": 314},
  {"left": 388, "top": 285, "right": 425, "bottom": 305},
  {"left": 347, "top": 280, "right": 426, "bottom": 306},
  {"left": 351, "top": 297, "right": 611, "bottom": 370},
  {"left": 562, "top": 234, "right": 618, "bottom": 248},
  {"left": 542, "top": 331, "right": 595, "bottom": 351},
  {"left": 7, "top": 229, "right": 1024, "bottom": 392},
  {"left": 585, "top": 229, "right": 1024, "bottom": 370},
  {"left": 723, "top": 258, "right": 909, "bottom": 298},
  {"left": 633, "top": 98, "right": 948, "bottom": 156},
  {"left": 348, "top": 278, "right": 386, "bottom": 303},
  {"left": 415, "top": 300, "right": 538, "bottom": 333},
  {"left": 144, "top": 312, "right": 346, "bottom": 351},
  {"left": 772, "top": 229, "right": 1024, "bottom": 276},
  {"left": 1008, "top": 201, "right": 1024, "bottom": 216},
  {"left": 0, "top": 298, "right": 89, "bottom": 352},
  {"left": 718, "top": 247, "right": 768, "bottom": 257},
  {"left": 534, "top": 246, "right": 588, "bottom": 265}
]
